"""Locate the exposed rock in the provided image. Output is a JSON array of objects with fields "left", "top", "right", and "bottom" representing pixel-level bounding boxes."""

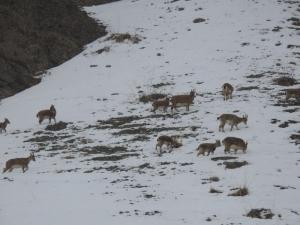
[
  {"left": 223, "top": 161, "right": 248, "bottom": 169},
  {"left": 193, "top": 18, "right": 206, "bottom": 23},
  {"left": 211, "top": 156, "right": 238, "bottom": 161},
  {"left": 45, "top": 121, "right": 68, "bottom": 131},
  {"left": 139, "top": 93, "right": 167, "bottom": 103},
  {"left": 0, "top": 0, "right": 106, "bottom": 99},
  {"left": 237, "top": 86, "right": 259, "bottom": 91},
  {"left": 89, "top": 153, "right": 139, "bottom": 161},
  {"left": 228, "top": 187, "right": 249, "bottom": 196},
  {"left": 273, "top": 76, "right": 298, "bottom": 86},
  {"left": 246, "top": 208, "right": 274, "bottom": 219},
  {"left": 75, "top": 0, "right": 120, "bottom": 6},
  {"left": 106, "top": 33, "right": 142, "bottom": 44}
]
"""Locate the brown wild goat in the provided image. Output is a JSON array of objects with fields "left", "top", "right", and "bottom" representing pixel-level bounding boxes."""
[
  {"left": 196, "top": 140, "right": 221, "bottom": 156},
  {"left": 152, "top": 97, "right": 170, "bottom": 113},
  {"left": 156, "top": 135, "right": 182, "bottom": 155},
  {"left": 170, "top": 89, "right": 196, "bottom": 112},
  {"left": 285, "top": 88, "right": 300, "bottom": 101},
  {"left": 222, "top": 137, "right": 247, "bottom": 154},
  {"left": 217, "top": 114, "right": 248, "bottom": 132},
  {"left": 3, "top": 153, "right": 36, "bottom": 173},
  {"left": 222, "top": 83, "right": 234, "bottom": 100},
  {"left": 0, "top": 118, "right": 10, "bottom": 133},
  {"left": 36, "top": 105, "right": 56, "bottom": 124}
]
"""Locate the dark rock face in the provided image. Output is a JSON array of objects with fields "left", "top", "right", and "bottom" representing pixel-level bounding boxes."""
[
  {"left": 76, "top": 0, "right": 120, "bottom": 6},
  {"left": 0, "top": 0, "right": 106, "bottom": 99}
]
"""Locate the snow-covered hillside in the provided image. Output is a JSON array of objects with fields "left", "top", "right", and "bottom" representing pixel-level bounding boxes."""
[{"left": 1, "top": 0, "right": 299, "bottom": 224}]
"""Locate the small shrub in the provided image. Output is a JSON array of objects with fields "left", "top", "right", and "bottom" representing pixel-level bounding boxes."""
[
  {"left": 228, "top": 186, "right": 249, "bottom": 196},
  {"left": 209, "top": 187, "right": 223, "bottom": 194},
  {"left": 211, "top": 156, "right": 238, "bottom": 161},
  {"left": 224, "top": 161, "right": 248, "bottom": 169},
  {"left": 237, "top": 86, "right": 259, "bottom": 91},
  {"left": 209, "top": 176, "right": 220, "bottom": 182},
  {"left": 45, "top": 121, "right": 68, "bottom": 131},
  {"left": 151, "top": 82, "right": 174, "bottom": 88},
  {"left": 246, "top": 208, "right": 274, "bottom": 219},
  {"left": 193, "top": 18, "right": 206, "bottom": 23},
  {"left": 107, "top": 33, "right": 142, "bottom": 44},
  {"left": 273, "top": 76, "right": 297, "bottom": 86},
  {"left": 139, "top": 93, "right": 167, "bottom": 103}
]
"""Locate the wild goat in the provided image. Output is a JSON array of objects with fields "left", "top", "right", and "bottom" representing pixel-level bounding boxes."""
[
  {"left": 0, "top": 118, "right": 10, "bottom": 133},
  {"left": 217, "top": 114, "right": 248, "bottom": 132},
  {"left": 152, "top": 97, "right": 170, "bottom": 113},
  {"left": 222, "top": 137, "right": 247, "bottom": 154},
  {"left": 170, "top": 89, "right": 196, "bottom": 112},
  {"left": 285, "top": 88, "right": 300, "bottom": 101},
  {"left": 196, "top": 140, "right": 221, "bottom": 156},
  {"left": 156, "top": 135, "right": 182, "bottom": 155},
  {"left": 3, "top": 153, "right": 36, "bottom": 173},
  {"left": 36, "top": 105, "right": 56, "bottom": 124},
  {"left": 222, "top": 83, "right": 234, "bottom": 100}
]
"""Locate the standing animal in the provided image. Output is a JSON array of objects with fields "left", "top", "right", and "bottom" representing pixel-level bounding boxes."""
[
  {"left": 36, "top": 105, "right": 56, "bottom": 124},
  {"left": 0, "top": 118, "right": 10, "bottom": 133},
  {"left": 285, "top": 88, "right": 300, "bottom": 101},
  {"left": 222, "top": 137, "right": 248, "bottom": 154},
  {"left": 222, "top": 83, "right": 234, "bottom": 100},
  {"left": 152, "top": 97, "right": 170, "bottom": 113},
  {"left": 217, "top": 114, "right": 248, "bottom": 132},
  {"left": 196, "top": 140, "right": 221, "bottom": 156},
  {"left": 156, "top": 135, "right": 182, "bottom": 155},
  {"left": 3, "top": 153, "right": 36, "bottom": 173},
  {"left": 170, "top": 89, "right": 196, "bottom": 112}
]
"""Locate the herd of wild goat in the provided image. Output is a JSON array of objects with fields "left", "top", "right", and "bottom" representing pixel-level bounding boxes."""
[
  {"left": 154, "top": 84, "right": 300, "bottom": 156},
  {"left": 1, "top": 104, "right": 56, "bottom": 173},
  {"left": 154, "top": 83, "right": 248, "bottom": 156},
  {"left": 1, "top": 83, "right": 300, "bottom": 173}
]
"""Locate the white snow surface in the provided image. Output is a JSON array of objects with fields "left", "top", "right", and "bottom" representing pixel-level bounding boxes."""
[{"left": 1, "top": 0, "right": 300, "bottom": 224}]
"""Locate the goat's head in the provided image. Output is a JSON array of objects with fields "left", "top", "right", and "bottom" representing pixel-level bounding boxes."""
[
  {"left": 30, "top": 153, "right": 36, "bottom": 161},
  {"left": 190, "top": 89, "right": 196, "bottom": 98},
  {"left": 50, "top": 105, "right": 56, "bottom": 112}
]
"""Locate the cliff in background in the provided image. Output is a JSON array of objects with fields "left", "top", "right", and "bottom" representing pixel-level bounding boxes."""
[
  {"left": 76, "top": 0, "right": 120, "bottom": 7},
  {"left": 0, "top": 0, "right": 106, "bottom": 99}
]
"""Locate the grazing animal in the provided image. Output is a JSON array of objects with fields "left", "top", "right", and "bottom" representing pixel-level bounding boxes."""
[
  {"left": 222, "top": 137, "right": 247, "bottom": 154},
  {"left": 170, "top": 89, "right": 196, "bottom": 112},
  {"left": 222, "top": 83, "right": 234, "bottom": 100},
  {"left": 152, "top": 97, "right": 170, "bottom": 113},
  {"left": 3, "top": 153, "right": 36, "bottom": 173},
  {"left": 196, "top": 140, "right": 221, "bottom": 156},
  {"left": 217, "top": 114, "right": 248, "bottom": 132},
  {"left": 0, "top": 118, "right": 10, "bottom": 133},
  {"left": 36, "top": 105, "right": 56, "bottom": 124},
  {"left": 285, "top": 88, "right": 300, "bottom": 101},
  {"left": 156, "top": 135, "right": 182, "bottom": 155}
]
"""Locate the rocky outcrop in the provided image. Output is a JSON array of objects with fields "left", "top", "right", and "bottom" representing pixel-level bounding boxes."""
[
  {"left": 76, "top": 0, "right": 120, "bottom": 6},
  {"left": 0, "top": 0, "right": 106, "bottom": 99}
]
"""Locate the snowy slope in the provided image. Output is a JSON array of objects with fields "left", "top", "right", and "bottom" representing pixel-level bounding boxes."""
[{"left": 1, "top": 0, "right": 300, "bottom": 225}]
